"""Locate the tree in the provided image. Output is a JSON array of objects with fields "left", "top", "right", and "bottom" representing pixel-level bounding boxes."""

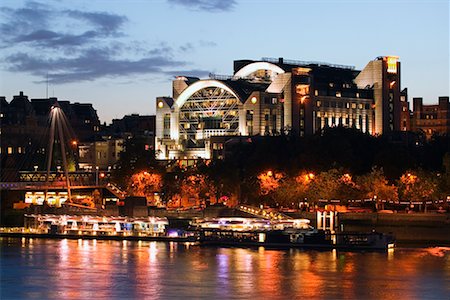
[
  {"left": 112, "top": 136, "right": 161, "bottom": 188},
  {"left": 127, "top": 171, "right": 163, "bottom": 205},
  {"left": 356, "top": 168, "right": 398, "bottom": 210},
  {"left": 398, "top": 170, "right": 438, "bottom": 211},
  {"left": 273, "top": 172, "right": 314, "bottom": 207},
  {"left": 307, "top": 169, "right": 342, "bottom": 203},
  {"left": 179, "top": 174, "right": 215, "bottom": 207}
]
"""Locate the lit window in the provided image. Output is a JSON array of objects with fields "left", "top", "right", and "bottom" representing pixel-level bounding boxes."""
[
  {"left": 7, "top": 147, "right": 13, "bottom": 154},
  {"left": 356, "top": 93, "right": 360, "bottom": 98},
  {"left": 351, "top": 103, "right": 356, "bottom": 109},
  {"left": 315, "top": 90, "right": 318, "bottom": 96},
  {"left": 387, "top": 56, "right": 398, "bottom": 74},
  {"left": 84, "top": 119, "right": 91, "bottom": 124},
  {"left": 358, "top": 103, "right": 363, "bottom": 109},
  {"left": 336, "top": 92, "right": 341, "bottom": 98},
  {"left": 316, "top": 101, "right": 321, "bottom": 107}
]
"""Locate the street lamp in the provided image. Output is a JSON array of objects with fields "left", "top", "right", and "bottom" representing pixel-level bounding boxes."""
[{"left": 95, "top": 166, "right": 99, "bottom": 186}]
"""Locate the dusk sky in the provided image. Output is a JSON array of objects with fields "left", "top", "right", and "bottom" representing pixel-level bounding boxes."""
[{"left": 1, "top": 0, "right": 448, "bottom": 124}]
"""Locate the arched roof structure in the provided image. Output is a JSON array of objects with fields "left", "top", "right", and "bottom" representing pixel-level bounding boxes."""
[
  {"left": 233, "top": 62, "right": 285, "bottom": 79},
  {"left": 175, "top": 79, "right": 240, "bottom": 108}
]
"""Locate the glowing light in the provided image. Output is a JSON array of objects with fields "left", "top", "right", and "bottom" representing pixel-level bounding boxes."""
[
  {"left": 158, "top": 101, "right": 164, "bottom": 108},
  {"left": 71, "top": 140, "right": 77, "bottom": 146},
  {"left": 175, "top": 80, "right": 240, "bottom": 108},
  {"left": 251, "top": 96, "right": 257, "bottom": 104},
  {"left": 233, "top": 62, "right": 285, "bottom": 79},
  {"left": 258, "top": 233, "right": 266, "bottom": 243},
  {"left": 386, "top": 56, "right": 399, "bottom": 74}
]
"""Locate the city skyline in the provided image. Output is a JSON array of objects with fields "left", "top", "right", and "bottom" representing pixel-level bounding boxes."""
[{"left": 0, "top": 0, "right": 448, "bottom": 123}]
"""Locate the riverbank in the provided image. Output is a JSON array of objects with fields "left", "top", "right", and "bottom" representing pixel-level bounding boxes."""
[
  {"left": 0, "top": 231, "right": 193, "bottom": 242},
  {"left": 2, "top": 207, "right": 449, "bottom": 245},
  {"left": 288, "top": 212, "right": 450, "bottom": 245}
]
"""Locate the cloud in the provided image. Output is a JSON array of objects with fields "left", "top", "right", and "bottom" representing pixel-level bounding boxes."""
[
  {"left": 14, "top": 30, "right": 99, "bottom": 47},
  {"left": 0, "top": 1, "right": 213, "bottom": 84},
  {"left": 0, "top": 2, "right": 52, "bottom": 41},
  {"left": 179, "top": 42, "right": 194, "bottom": 52},
  {"left": 167, "top": 0, "right": 236, "bottom": 12},
  {"left": 64, "top": 10, "right": 127, "bottom": 34},
  {"left": 5, "top": 47, "right": 210, "bottom": 84},
  {"left": 199, "top": 40, "right": 217, "bottom": 47},
  {"left": 0, "top": 3, "right": 126, "bottom": 48}
]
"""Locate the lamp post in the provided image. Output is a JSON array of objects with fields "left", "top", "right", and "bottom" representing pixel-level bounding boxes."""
[{"left": 95, "top": 166, "right": 99, "bottom": 186}]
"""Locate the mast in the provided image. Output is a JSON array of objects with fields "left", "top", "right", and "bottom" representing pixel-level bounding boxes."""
[{"left": 45, "top": 104, "right": 73, "bottom": 205}]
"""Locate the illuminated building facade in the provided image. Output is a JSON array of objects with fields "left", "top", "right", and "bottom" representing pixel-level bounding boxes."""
[
  {"left": 156, "top": 56, "right": 409, "bottom": 159},
  {"left": 411, "top": 96, "right": 450, "bottom": 139}
]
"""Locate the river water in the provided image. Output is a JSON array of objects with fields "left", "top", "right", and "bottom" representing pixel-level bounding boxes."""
[{"left": 1, "top": 238, "right": 449, "bottom": 299}]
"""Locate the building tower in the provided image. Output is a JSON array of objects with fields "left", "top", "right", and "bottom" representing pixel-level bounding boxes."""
[{"left": 354, "top": 56, "right": 404, "bottom": 134}]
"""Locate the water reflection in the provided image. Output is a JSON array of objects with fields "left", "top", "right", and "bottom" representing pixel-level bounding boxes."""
[{"left": 1, "top": 238, "right": 449, "bottom": 299}]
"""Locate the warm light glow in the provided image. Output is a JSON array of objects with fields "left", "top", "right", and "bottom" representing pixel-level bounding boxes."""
[
  {"left": 233, "top": 62, "right": 285, "bottom": 79},
  {"left": 251, "top": 96, "right": 257, "bottom": 104},
  {"left": 158, "top": 101, "right": 164, "bottom": 108},
  {"left": 267, "top": 170, "right": 273, "bottom": 177},
  {"left": 175, "top": 80, "right": 240, "bottom": 109},
  {"left": 341, "top": 173, "right": 352, "bottom": 184},
  {"left": 387, "top": 56, "right": 399, "bottom": 74},
  {"left": 71, "top": 140, "right": 77, "bottom": 146},
  {"left": 389, "top": 81, "right": 396, "bottom": 88}
]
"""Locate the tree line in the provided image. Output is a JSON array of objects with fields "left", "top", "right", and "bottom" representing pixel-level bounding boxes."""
[{"left": 112, "top": 128, "right": 450, "bottom": 210}]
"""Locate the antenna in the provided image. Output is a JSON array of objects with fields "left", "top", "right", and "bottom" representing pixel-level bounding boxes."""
[{"left": 46, "top": 72, "right": 49, "bottom": 98}]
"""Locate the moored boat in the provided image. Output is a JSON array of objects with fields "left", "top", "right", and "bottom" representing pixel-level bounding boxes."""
[{"left": 191, "top": 217, "right": 395, "bottom": 250}]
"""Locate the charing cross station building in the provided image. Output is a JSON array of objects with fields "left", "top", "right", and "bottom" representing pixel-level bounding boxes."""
[{"left": 155, "top": 56, "right": 410, "bottom": 160}]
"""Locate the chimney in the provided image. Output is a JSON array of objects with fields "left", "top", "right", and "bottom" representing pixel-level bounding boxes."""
[{"left": 278, "top": 57, "right": 284, "bottom": 64}]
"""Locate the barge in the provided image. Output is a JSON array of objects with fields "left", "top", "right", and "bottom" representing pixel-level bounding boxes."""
[{"left": 192, "top": 217, "right": 395, "bottom": 250}]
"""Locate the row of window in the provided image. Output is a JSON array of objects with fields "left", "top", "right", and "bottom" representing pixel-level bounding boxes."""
[
  {"left": 318, "top": 115, "right": 370, "bottom": 132},
  {"left": 0, "top": 146, "right": 25, "bottom": 155},
  {"left": 180, "top": 110, "right": 238, "bottom": 119},
  {"left": 317, "top": 101, "right": 371, "bottom": 110},
  {"left": 314, "top": 89, "right": 370, "bottom": 99}
]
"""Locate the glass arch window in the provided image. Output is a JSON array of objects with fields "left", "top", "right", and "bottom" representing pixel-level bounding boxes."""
[{"left": 179, "top": 86, "right": 241, "bottom": 148}]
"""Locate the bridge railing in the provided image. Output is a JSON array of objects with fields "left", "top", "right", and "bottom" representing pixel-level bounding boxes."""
[{"left": 237, "top": 204, "right": 292, "bottom": 220}]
